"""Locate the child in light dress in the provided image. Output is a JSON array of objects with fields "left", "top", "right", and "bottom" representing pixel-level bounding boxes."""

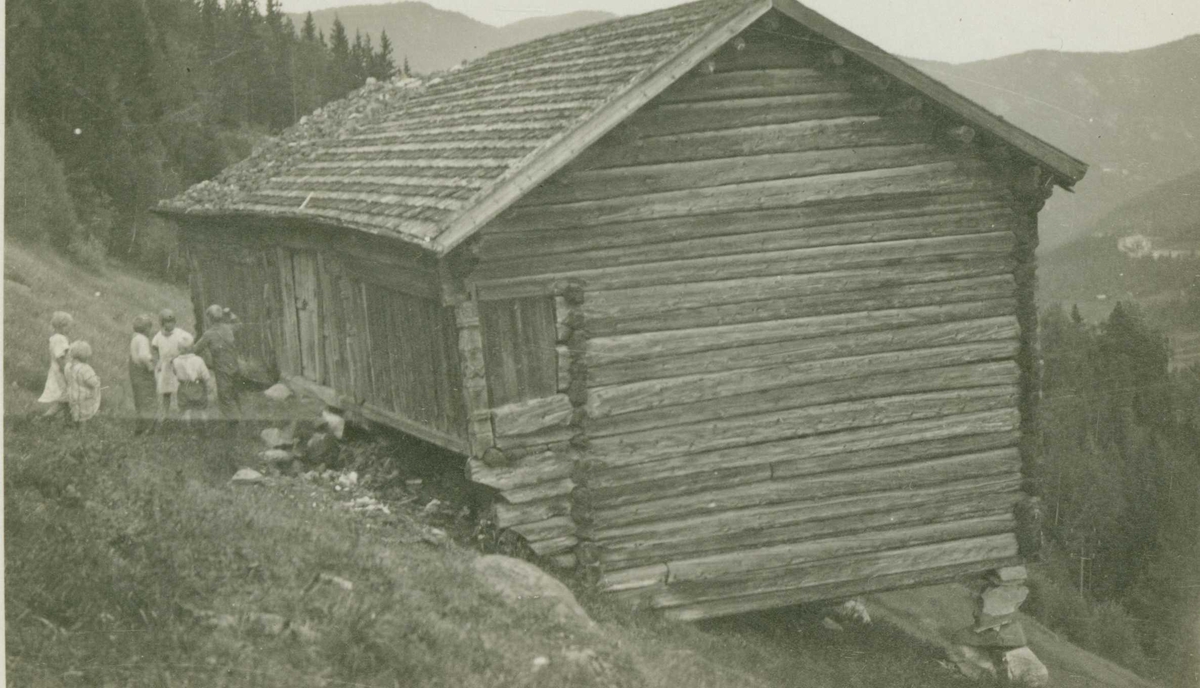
[
  {"left": 129, "top": 314, "right": 157, "bottom": 434},
  {"left": 65, "top": 341, "right": 102, "bottom": 425},
  {"left": 151, "top": 308, "right": 194, "bottom": 424},
  {"left": 171, "top": 343, "right": 217, "bottom": 422},
  {"left": 38, "top": 311, "right": 74, "bottom": 421}
]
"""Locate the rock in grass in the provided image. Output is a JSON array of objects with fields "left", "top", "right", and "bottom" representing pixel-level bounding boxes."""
[
  {"left": 230, "top": 468, "right": 265, "bottom": 485},
  {"left": 260, "top": 449, "right": 293, "bottom": 465},
  {"left": 821, "top": 617, "right": 844, "bottom": 632},
  {"left": 946, "top": 644, "right": 998, "bottom": 680},
  {"left": 473, "top": 555, "right": 595, "bottom": 630},
  {"left": 261, "top": 427, "right": 291, "bottom": 448},
  {"left": 1003, "top": 647, "right": 1050, "bottom": 687},
  {"left": 979, "top": 584, "right": 1029, "bottom": 617},
  {"left": 304, "top": 432, "right": 339, "bottom": 466},
  {"left": 321, "top": 409, "right": 345, "bottom": 439},
  {"left": 955, "top": 620, "right": 1027, "bottom": 648},
  {"left": 264, "top": 383, "right": 292, "bottom": 401}
]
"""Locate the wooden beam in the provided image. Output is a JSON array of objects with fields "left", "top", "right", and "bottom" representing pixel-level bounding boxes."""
[
  {"left": 587, "top": 345, "right": 1018, "bottom": 421},
  {"left": 493, "top": 160, "right": 1006, "bottom": 234},
  {"left": 283, "top": 375, "right": 470, "bottom": 453},
  {"left": 490, "top": 394, "right": 573, "bottom": 438},
  {"left": 584, "top": 449, "right": 1020, "bottom": 532},
  {"left": 594, "top": 486, "right": 1021, "bottom": 570},
  {"left": 586, "top": 273, "right": 1017, "bottom": 337},
  {"left": 586, "top": 412, "right": 1020, "bottom": 494},
  {"left": 655, "top": 67, "right": 849, "bottom": 103},
  {"left": 585, "top": 474, "right": 1020, "bottom": 543},
  {"left": 658, "top": 549, "right": 1023, "bottom": 620},
  {"left": 587, "top": 301, "right": 1016, "bottom": 371},
  {"left": 589, "top": 315, "right": 1018, "bottom": 387}
]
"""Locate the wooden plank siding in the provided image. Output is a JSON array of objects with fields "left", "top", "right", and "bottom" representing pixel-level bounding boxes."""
[
  {"left": 472, "top": 27, "right": 1031, "bottom": 616},
  {"left": 184, "top": 228, "right": 468, "bottom": 448},
  {"left": 186, "top": 242, "right": 283, "bottom": 380},
  {"left": 479, "top": 296, "right": 559, "bottom": 407}
]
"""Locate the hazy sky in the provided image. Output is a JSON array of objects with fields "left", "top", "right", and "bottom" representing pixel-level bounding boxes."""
[{"left": 281, "top": 0, "right": 1200, "bottom": 63}]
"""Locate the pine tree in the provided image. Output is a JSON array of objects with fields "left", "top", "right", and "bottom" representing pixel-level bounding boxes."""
[
  {"left": 328, "top": 16, "right": 353, "bottom": 98},
  {"left": 302, "top": 12, "right": 317, "bottom": 42},
  {"left": 373, "top": 30, "right": 396, "bottom": 80}
]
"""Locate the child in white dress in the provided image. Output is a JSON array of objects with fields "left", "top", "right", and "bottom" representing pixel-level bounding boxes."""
[
  {"left": 38, "top": 311, "right": 73, "bottom": 421},
  {"left": 65, "top": 341, "right": 102, "bottom": 425},
  {"left": 151, "top": 308, "right": 194, "bottom": 423}
]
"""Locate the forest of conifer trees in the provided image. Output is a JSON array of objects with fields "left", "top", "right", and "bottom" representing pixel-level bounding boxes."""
[
  {"left": 1035, "top": 303, "right": 1199, "bottom": 684},
  {"left": 6, "top": 0, "right": 403, "bottom": 275}
]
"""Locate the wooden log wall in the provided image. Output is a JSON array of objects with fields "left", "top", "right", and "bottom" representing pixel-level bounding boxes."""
[{"left": 471, "top": 15, "right": 1041, "bottom": 618}]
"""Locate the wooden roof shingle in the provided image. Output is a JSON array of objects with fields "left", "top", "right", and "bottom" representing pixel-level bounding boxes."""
[{"left": 157, "top": 0, "right": 1087, "bottom": 254}]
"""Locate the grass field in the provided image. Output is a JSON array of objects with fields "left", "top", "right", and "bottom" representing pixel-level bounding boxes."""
[{"left": 6, "top": 243, "right": 1158, "bottom": 687}]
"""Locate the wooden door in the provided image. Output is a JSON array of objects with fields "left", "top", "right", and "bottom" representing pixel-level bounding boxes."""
[{"left": 290, "top": 250, "right": 323, "bottom": 383}]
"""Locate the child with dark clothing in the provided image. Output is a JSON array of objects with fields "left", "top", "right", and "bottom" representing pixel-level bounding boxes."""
[{"left": 194, "top": 304, "right": 242, "bottom": 419}]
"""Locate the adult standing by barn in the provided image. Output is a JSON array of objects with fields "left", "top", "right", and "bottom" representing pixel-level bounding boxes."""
[
  {"left": 151, "top": 308, "right": 193, "bottom": 424},
  {"left": 194, "top": 304, "right": 242, "bottom": 419},
  {"left": 128, "top": 314, "right": 157, "bottom": 434}
]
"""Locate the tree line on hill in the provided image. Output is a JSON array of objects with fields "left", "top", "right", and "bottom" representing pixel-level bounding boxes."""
[
  {"left": 5, "top": 0, "right": 405, "bottom": 276},
  {"left": 1035, "top": 302, "right": 1199, "bottom": 685}
]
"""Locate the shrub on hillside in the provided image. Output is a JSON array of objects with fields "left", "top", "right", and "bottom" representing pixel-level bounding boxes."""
[
  {"left": 5, "top": 117, "right": 82, "bottom": 248},
  {"left": 1026, "top": 562, "right": 1150, "bottom": 675}
]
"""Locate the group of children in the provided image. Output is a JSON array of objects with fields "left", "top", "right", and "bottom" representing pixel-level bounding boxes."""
[
  {"left": 39, "top": 304, "right": 243, "bottom": 430},
  {"left": 37, "top": 312, "right": 101, "bottom": 425}
]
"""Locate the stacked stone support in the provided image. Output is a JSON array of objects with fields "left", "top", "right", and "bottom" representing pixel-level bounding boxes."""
[{"left": 951, "top": 565, "right": 1049, "bottom": 686}]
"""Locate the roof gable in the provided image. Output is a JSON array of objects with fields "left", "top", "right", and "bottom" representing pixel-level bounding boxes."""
[{"left": 158, "top": 0, "right": 1086, "bottom": 254}]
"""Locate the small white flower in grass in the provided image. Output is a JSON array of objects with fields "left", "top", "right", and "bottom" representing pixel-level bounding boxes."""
[{"left": 532, "top": 656, "right": 549, "bottom": 669}]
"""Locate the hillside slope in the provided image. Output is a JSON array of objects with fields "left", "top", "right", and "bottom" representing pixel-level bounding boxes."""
[
  {"left": 1087, "top": 167, "right": 1200, "bottom": 242},
  {"left": 909, "top": 35, "right": 1200, "bottom": 249},
  {"left": 289, "top": 2, "right": 615, "bottom": 73}
]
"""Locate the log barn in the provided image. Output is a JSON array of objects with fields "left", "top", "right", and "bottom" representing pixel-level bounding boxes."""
[{"left": 158, "top": 0, "right": 1087, "bottom": 620}]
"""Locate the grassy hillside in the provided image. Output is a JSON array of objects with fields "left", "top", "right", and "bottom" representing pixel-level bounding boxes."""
[
  {"left": 290, "top": 2, "right": 615, "bottom": 73},
  {"left": 909, "top": 35, "right": 1200, "bottom": 249},
  {"left": 1086, "top": 167, "right": 1200, "bottom": 242}
]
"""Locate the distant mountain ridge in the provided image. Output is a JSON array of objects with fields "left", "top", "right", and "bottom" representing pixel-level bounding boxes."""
[
  {"left": 907, "top": 35, "right": 1200, "bottom": 248},
  {"left": 288, "top": 2, "right": 615, "bottom": 73}
]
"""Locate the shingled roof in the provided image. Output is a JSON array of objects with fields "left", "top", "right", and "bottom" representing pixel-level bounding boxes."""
[{"left": 158, "top": 0, "right": 1087, "bottom": 255}]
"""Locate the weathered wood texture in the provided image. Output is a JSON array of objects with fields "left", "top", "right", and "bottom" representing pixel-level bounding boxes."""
[
  {"left": 479, "top": 296, "right": 559, "bottom": 407},
  {"left": 467, "top": 24, "right": 1034, "bottom": 611},
  {"left": 186, "top": 240, "right": 283, "bottom": 380},
  {"left": 185, "top": 228, "right": 469, "bottom": 448},
  {"left": 362, "top": 282, "right": 467, "bottom": 439}
]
